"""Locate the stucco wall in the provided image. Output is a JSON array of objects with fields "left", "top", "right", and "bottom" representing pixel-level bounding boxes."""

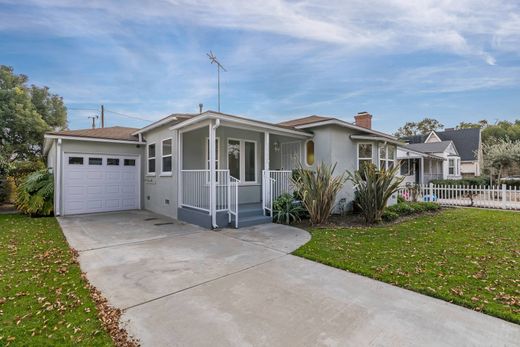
[{"left": 142, "top": 125, "right": 178, "bottom": 218}]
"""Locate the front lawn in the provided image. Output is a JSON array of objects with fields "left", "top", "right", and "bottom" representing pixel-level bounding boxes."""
[
  {"left": 294, "top": 208, "right": 520, "bottom": 324},
  {"left": 0, "top": 214, "right": 114, "bottom": 346}
]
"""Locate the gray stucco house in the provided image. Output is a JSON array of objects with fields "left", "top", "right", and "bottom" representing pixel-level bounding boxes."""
[{"left": 44, "top": 110, "right": 400, "bottom": 228}]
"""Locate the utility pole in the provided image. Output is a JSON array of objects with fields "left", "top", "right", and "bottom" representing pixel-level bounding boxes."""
[
  {"left": 207, "top": 51, "right": 226, "bottom": 112},
  {"left": 101, "top": 105, "right": 105, "bottom": 128}
]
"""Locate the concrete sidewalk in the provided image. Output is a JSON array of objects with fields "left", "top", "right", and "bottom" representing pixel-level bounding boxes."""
[{"left": 59, "top": 211, "right": 520, "bottom": 347}]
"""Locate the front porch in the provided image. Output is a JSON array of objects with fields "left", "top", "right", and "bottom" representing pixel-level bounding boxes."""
[
  {"left": 175, "top": 117, "right": 310, "bottom": 228},
  {"left": 398, "top": 150, "right": 444, "bottom": 186}
]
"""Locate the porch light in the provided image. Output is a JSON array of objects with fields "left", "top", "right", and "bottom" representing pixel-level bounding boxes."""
[{"left": 273, "top": 140, "right": 280, "bottom": 152}]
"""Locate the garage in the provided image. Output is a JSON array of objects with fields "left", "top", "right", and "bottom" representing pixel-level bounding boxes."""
[{"left": 63, "top": 153, "right": 140, "bottom": 215}]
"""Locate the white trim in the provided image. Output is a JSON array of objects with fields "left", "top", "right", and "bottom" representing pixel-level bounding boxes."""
[
  {"left": 425, "top": 131, "right": 441, "bottom": 143},
  {"left": 169, "top": 111, "right": 312, "bottom": 138},
  {"left": 132, "top": 115, "right": 192, "bottom": 135},
  {"left": 296, "top": 119, "right": 399, "bottom": 142},
  {"left": 304, "top": 139, "right": 315, "bottom": 166},
  {"left": 55, "top": 139, "right": 62, "bottom": 216},
  {"left": 160, "top": 138, "right": 173, "bottom": 174},
  {"left": 378, "top": 143, "right": 396, "bottom": 170},
  {"left": 44, "top": 134, "right": 145, "bottom": 145},
  {"left": 227, "top": 137, "right": 258, "bottom": 184},
  {"left": 205, "top": 137, "right": 220, "bottom": 170},
  {"left": 147, "top": 143, "right": 156, "bottom": 175},
  {"left": 357, "top": 142, "right": 373, "bottom": 170},
  {"left": 350, "top": 134, "right": 403, "bottom": 146}
]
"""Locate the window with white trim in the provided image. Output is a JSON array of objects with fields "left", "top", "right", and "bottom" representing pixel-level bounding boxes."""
[
  {"left": 161, "top": 138, "right": 173, "bottom": 174},
  {"left": 357, "top": 143, "right": 373, "bottom": 169},
  {"left": 400, "top": 159, "right": 415, "bottom": 176},
  {"left": 379, "top": 144, "right": 396, "bottom": 170},
  {"left": 227, "top": 138, "right": 257, "bottom": 183},
  {"left": 449, "top": 158, "right": 455, "bottom": 175},
  {"left": 147, "top": 143, "right": 156, "bottom": 174}
]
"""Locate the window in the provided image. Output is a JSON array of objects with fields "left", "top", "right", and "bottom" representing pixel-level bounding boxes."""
[
  {"left": 305, "top": 140, "right": 315, "bottom": 166},
  {"left": 161, "top": 139, "right": 173, "bottom": 174},
  {"left": 449, "top": 158, "right": 455, "bottom": 175},
  {"left": 68, "top": 157, "right": 83, "bottom": 165},
  {"left": 148, "top": 144, "right": 156, "bottom": 174},
  {"left": 400, "top": 159, "right": 416, "bottom": 176},
  {"left": 89, "top": 157, "right": 102, "bottom": 165},
  {"left": 379, "top": 144, "right": 396, "bottom": 170},
  {"left": 107, "top": 158, "right": 120, "bottom": 166},
  {"left": 357, "top": 143, "right": 373, "bottom": 169},
  {"left": 205, "top": 138, "right": 220, "bottom": 170},
  {"left": 228, "top": 139, "right": 240, "bottom": 179},
  {"left": 227, "top": 139, "right": 257, "bottom": 183},
  {"left": 124, "top": 159, "right": 136, "bottom": 166}
]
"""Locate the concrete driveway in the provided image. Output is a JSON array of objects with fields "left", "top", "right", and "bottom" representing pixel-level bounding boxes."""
[{"left": 59, "top": 210, "right": 520, "bottom": 347}]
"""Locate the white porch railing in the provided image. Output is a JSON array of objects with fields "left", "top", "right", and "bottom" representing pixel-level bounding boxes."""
[
  {"left": 228, "top": 176, "right": 239, "bottom": 228},
  {"left": 397, "top": 183, "right": 520, "bottom": 210},
  {"left": 262, "top": 170, "right": 294, "bottom": 214},
  {"left": 181, "top": 169, "right": 229, "bottom": 212}
]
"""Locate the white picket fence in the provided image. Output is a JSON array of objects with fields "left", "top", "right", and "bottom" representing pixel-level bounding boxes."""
[{"left": 398, "top": 184, "right": 520, "bottom": 210}]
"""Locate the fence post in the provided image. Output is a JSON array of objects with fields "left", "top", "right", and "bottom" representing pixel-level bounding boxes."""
[
  {"left": 429, "top": 183, "right": 434, "bottom": 202},
  {"left": 502, "top": 184, "right": 507, "bottom": 209}
]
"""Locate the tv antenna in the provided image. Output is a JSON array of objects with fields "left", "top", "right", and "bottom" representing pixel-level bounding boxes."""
[
  {"left": 207, "top": 51, "right": 226, "bottom": 112},
  {"left": 88, "top": 115, "right": 99, "bottom": 129}
]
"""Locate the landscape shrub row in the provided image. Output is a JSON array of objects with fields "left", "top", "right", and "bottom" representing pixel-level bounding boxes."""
[
  {"left": 382, "top": 201, "right": 441, "bottom": 222},
  {"left": 431, "top": 177, "right": 490, "bottom": 187}
]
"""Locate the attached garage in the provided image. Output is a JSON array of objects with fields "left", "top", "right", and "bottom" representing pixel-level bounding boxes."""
[
  {"left": 63, "top": 153, "right": 140, "bottom": 214},
  {"left": 43, "top": 127, "right": 145, "bottom": 216}
]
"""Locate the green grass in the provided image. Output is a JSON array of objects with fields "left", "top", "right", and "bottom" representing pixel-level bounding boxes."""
[
  {"left": 294, "top": 208, "right": 520, "bottom": 324},
  {"left": 0, "top": 214, "right": 113, "bottom": 346}
]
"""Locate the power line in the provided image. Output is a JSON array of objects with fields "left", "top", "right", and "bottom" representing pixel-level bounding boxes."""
[{"left": 104, "top": 109, "right": 153, "bottom": 122}]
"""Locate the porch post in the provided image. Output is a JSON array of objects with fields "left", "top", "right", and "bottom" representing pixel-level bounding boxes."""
[
  {"left": 209, "top": 120, "right": 217, "bottom": 228},
  {"left": 419, "top": 157, "right": 424, "bottom": 185},
  {"left": 264, "top": 132, "right": 270, "bottom": 171}
]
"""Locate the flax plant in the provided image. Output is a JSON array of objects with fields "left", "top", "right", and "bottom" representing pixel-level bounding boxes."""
[{"left": 292, "top": 162, "right": 346, "bottom": 225}]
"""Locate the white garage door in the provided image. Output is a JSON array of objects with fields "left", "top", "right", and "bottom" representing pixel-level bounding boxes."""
[{"left": 63, "top": 153, "right": 140, "bottom": 215}]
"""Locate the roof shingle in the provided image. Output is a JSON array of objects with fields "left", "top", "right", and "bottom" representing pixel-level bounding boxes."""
[{"left": 48, "top": 126, "right": 140, "bottom": 142}]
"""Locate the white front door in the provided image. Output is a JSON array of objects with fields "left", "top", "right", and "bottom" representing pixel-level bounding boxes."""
[{"left": 63, "top": 153, "right": 140, "bottom": 215}]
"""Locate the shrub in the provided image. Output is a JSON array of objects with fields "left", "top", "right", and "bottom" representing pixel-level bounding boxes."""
[
  {"left": 397, "top": 195, "right": 405, "bottom": 204},
  {"left": 15, "top": 169, "right": 54, "bottom": 216},
  {"left": 292, "top": 162, "right": 347, "bottom": 225},
  {"left": 382, "top": 210, "right": 399, "bottom": 222},
  {"left": 387, "top": 202, "right": 415, "bottom": 215},
  {"left": 272, "top": 193, "right": 305, "bottom": 225},
  {"left": 0, "top": 177, "right": 16, "bottom": 204},
  {"left": 347, "top": 163, "right": 403, "bottom": 224},
  {"left": 9, "top": 160, "right": 46, "bottom": 186},
  {"left": 431, "top": 177, "right": 490, "bottom": 187},
  {"left": 499, "top": 178, "right": 520, "bottom": 188}
]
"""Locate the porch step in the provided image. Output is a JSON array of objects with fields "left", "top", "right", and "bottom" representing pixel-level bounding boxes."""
[
  {"left": 232, "top": 215, "right": 272, "bottom": 228},
  {"left": 238, "top": 203, "right": 265, "bottom": 218}
]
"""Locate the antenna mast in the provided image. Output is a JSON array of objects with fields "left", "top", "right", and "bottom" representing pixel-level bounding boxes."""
[{"left": 207, "top": 51, "right": 226, "bottom": 112}]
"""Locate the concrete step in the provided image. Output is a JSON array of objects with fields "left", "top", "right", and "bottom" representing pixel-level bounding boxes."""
[
  {"left": 238, "top": 205, "right": 265, "bottom": 218},
  {"left": 232, "top": 214, "right": 272, "bottom": 228}
]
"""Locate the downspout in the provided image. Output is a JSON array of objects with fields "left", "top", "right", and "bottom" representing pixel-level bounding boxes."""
[
  {"left": 210, "top": 119, "right": 221, "bottom": 228},
  {"left": 56, "top": 138, "right": 62, "bottom": 216}
]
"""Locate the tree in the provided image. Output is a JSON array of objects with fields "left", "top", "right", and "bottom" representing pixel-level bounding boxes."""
[
  {"left": 456, "top": 120, "right": 488, "bottom": 129},
  {"left": 394, "top": 118, "right": 444, "bottom": 138},
  {"left": 482, "top": 120, "right": 520, "bottom": 144},
  {"left": 482, "top": 138, "right": 520, "bottom": 183},
  {"left": 0, "top": 65, "right": 67, "bottom": 166}
]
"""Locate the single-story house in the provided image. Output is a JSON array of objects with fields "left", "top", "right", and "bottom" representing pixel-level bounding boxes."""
[
  {"left": 44, "top": 110, "right": 402, "bottom": 228},
  {"left": 400, "top": 128, "right": 482, "bottom": 179}
]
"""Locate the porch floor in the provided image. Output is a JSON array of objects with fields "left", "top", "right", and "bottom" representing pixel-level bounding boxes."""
[{"left": 178, "top": 203, "right": 271, "bottom": 229}]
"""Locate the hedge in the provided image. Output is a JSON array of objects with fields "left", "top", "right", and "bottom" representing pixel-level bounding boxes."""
[{"left": 382, "top": 202, "right": 441, "bottom": 222}]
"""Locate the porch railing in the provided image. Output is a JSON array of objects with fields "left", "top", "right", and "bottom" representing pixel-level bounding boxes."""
[
  {"left": 181, "top": 169, "right": 229, "bottom": 212},
  {"left": 262, "top": 170, "right": 294, "bottom": 215},
  {"left": 228, "top": 176, "right": 239, "bottom": 228}
]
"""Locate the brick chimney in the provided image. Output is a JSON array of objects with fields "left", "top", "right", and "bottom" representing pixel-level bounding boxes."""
[{"left": 354, "top": 112, "right": 372, "bottom": 129}]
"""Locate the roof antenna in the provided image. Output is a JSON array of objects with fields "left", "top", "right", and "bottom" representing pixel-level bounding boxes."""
[
  {"left": 199, "top": 103, "right": 203, "bottom": 114},
  {"left": 207, "top": 51, "right": 226, "bottom": 112},
  {"left": 88, "top": 115, "right": 99, "bottom": 129}
]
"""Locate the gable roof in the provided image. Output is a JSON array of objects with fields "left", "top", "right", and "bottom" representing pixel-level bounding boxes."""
[
  {"left": 278, "top": 115, "right": 333, "bottom": 127},
  {"left": 47, "top": 126, "right": 140, "bottom": 142},
  {"left": 402, "top": 128, "right": 480, "bottom": 161},
  {"left": 132, "top": 113, "right": 196, "bottom": 135},
  {"left": 406, "top": 141, "right": 454, "bottom": 154}
]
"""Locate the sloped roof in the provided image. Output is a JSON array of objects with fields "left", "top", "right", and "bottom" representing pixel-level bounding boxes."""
[
  {"left": 133, "top": 113, "right": 196, "bottom": 134},
  {"left": 406, "top": 141, "right": 454, "bottom": 154},
  {"left": 47, "top": 126, "right": 140, "bottom": 142},
  {"left": 402, "top": 128, "right": 480, "bottom": 161},
  {"left": 278, "top": 115, "right": 333, "bottom": 127},
  {"left": 437, "top": 128, "right": 480, "bottom": 161}
]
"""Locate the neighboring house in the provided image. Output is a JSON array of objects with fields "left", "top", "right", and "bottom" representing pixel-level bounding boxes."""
[{"left": 44, "top": 110, "right": 401, "bottom": 229}]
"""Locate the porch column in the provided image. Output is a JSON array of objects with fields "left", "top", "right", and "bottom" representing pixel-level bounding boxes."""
[
  {"left": 420, "top": 157, "right": 424, "bottom": 185},
  {"left": 209, "top": 120, "right": 217, "bottom": 228},
  {"left": 264, "top": 132, "right": 270, "bottom": 171}
]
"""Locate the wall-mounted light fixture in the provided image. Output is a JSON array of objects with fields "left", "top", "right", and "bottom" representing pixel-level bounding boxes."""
[{"left": 273, "top": 140, "right": 280, "bottom": 152}]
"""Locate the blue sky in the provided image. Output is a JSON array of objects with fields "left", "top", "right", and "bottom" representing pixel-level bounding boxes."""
[{"left": 1, "top": 0, "right": 519, "bottom": 133}]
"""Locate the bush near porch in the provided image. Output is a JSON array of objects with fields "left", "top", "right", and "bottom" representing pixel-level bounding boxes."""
[{"left": 294, "top": 208, "right": 520, "bottom": 324}]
